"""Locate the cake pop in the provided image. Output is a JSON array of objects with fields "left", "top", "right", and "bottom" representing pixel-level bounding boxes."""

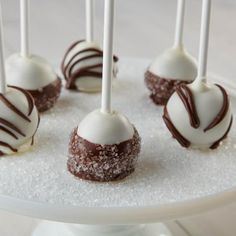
[
  {"left": 163, "top": 0, "right": 232, "bottom": 150},
  {"left": 67, "top": 0, "right": 141, "bottom": 182},
  {"left": 61, "top": 0, "right": 118, "bottom": 92},
  {"left": 6, "top": 0, "right": 61, "bottom": 112},
  {"left": 0, "top": 4, "right": 39, "bottom": 155},
  {"left": 145, "top": 0, "right": 197, "bottom": 105}
]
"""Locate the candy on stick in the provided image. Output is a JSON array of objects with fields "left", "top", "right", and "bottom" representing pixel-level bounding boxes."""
[
  {"left": 67, "top": 0, "right": 141, "bottom": 182},
  {"left": 61, "top": 0, "right": 118, "bottom": 93},
  {"left": 6, "top": 0, "right": 61, "bottom": 112},
  {"left": 163, "top": 0, "right": 232, "bottom": 149},
  {"left": 0, "top": 3, "right": 39, "bottom": 155},
  {"left": 145, "top": 0, "right": 197, "bottom": 105}
]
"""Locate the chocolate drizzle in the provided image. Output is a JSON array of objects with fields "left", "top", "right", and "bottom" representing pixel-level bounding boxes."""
[
  {"left": 61, "top": 40, "right": 118, "bottom": 90},
  {"left": 163, "top": 84, "right": 232, "bottom": 149},
  {"left": 163, "top": 106, "right": 191, "bottom": 148},
  {"left": 0, "top": 86, "right": 39, "bottom": 155},
  {"left": 210, "top": 116, "right": 233, "bottom": 149},
  {"left": 0, "top": 94, "right": 31, "bottom": 122},
  {"left": 0, "top": 118, "right": 25, "bottom": 137},
  {"left": 204, "top": 84, "right": 229, "bottom": 132},
  {"left": 9, "top": 85, "right": 34, "bottom": 116},
  {"left": 176, "top": 85, "right": 200, "bottom": 128}
]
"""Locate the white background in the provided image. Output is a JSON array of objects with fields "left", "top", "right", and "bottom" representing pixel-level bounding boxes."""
[{"left": 0, "top": 0, "right": 236, "bottom": 235}]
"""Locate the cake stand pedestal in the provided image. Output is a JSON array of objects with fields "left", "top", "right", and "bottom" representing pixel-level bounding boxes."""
[
  {"left": 32, "top": 223, "right": 172, "bottom": 236},
  {"left": 0, "top": 58, "right": 235, "bottom": 236}
]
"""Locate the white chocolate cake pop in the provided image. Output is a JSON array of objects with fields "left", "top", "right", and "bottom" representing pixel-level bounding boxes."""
[
  {"left": 163, "top": 0, "right": 232, "bottom": 150},
  {"left": 6, "top": 0, "right": 61, "bottom": 112},
  {"left": 68, "top": 110, "right": 140, "bottom": 182},
  {"left": 0, "top": 86, "right": 39, "bottom": 155},
  {"left": 67, "top": 0, "right": 141, "bottom": 182},
  {"left": 145, "top": 0, "right": 197, "bottom": 105},
  {"left": 61, "top": 40, "right": 118, "bottom": 92},
  {"left": 61, "top": 0, "right": 118, "bottom": 92},
  {"left": 0, "top": 3, "right": 39, "bottom": 156},
  {"left": 6, "top": 54, "right": 61, "bottom": 112}
]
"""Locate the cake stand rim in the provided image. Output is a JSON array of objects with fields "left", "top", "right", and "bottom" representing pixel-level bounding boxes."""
[{"left": 0, "top": 185, "right": 235, "bottom": 224}]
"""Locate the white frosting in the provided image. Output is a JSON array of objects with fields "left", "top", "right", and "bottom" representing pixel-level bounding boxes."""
[
  {"left": 166, "top": 82, "right": 232, "bottom": 149},
  {"left": 6, "top": 54, "right": 58, "bottom": 90},
  {"left": 78, "top": 109, "right": 134, "bottom": 145},
  {"left": 149, "top": 47, "right": 197, "bottom": 81},
  {"left": 0, "top": 87, "right": 39, "bottom": 155},
  {"left": 63, "top": 41, "right": 118, "bottom": 92}
]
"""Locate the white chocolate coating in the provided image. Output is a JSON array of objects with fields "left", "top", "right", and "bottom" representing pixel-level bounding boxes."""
[
  {"left": 0, "top": 87, "right": 39, "bottom": 155},
  {"left": 166, "top": 82, "right": 232, "bottom": 149},
  {"left": 149, "top": 47, "right": 197, "bottom": 81},
  {"left": 6, "top": 54, "right": 58, "bottom": 90},
  {"left": 78, "top": 109, "right": 134, "bottom": 145},
  {"left": 62, "top": 41, "right": 118, "bottom": 92}
]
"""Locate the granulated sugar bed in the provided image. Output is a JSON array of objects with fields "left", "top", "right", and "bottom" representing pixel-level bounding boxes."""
[{"left": 0, "top": 58, "right": 235, "bottom": 207}]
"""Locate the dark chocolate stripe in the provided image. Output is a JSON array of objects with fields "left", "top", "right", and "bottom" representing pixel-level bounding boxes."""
[
  {"left": 66, "top": 64, "right": 103, "bottom": 90},
  {"left": 176, "top": 85, "right": 200, "bottom": 128},
  {"left": 68, "top": 54, "right": 103, "bottom": 78},
  {"left": 204, "top": 84, "right": 229, "bottom": 132},
  {"left": 163, "top": 106, "right": 191, "bottom": 148},
  {"left": 9, "top": 85, "right": 34, "bottom": 116},
  {"left": 61, "top": 40, "right": 118, "bottom": 90},
  {"left": 0, "top": 94, "right": 30, "bottom": 122},
  {"left": 64, "top": 49, "right": 102, "bottom": 77},
  {"left": 210, "top": 116, "right": 233, "bottom": 149},
  {"left": 0, "top": 125, "right": 18, "bottom": 139},
  {"left": 0, "top": 118, "right": 25, "bottom": 137},
  {"left": 0, "top": 141, "right": 17, "bottom": 152}
]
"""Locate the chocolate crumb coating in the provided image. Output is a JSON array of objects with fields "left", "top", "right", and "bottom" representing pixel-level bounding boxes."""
[
  {"left": 28, "top": 77, "right": 61, "bottom": 112},
  {"left": 145, "top": 70, "right": 192, "bottom": 106},
  {"left": 68, "top": 127, "right": 141, "bottom": 182}
]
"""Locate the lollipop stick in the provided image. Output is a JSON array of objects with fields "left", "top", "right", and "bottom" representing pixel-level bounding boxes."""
[
  {"left": 0, "top": 3, "right": 7, "bottom": 94},
  {"left": 20, "top": 0, "right": 29, "bottom": 57},
  {"left": 101, "top": 0, "right": 114, "bottom": 114},
  {"left": 86, "top": 0, "right": 94, "bottom": 42},
  {"left": 174, "top": 0, "right": 185, "bottom": 48},
  {"left": 196, "top": 0, "right": 211, "bottom": 83}
]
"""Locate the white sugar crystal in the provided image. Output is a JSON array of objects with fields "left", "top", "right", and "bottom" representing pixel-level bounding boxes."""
[{"left": 0, "top": 58, "right": 235, "bottom": 207}]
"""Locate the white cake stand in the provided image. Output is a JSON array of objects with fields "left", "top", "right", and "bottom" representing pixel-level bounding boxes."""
[{"left": 0, "top": 58, "right": 235, "bottom": 236}]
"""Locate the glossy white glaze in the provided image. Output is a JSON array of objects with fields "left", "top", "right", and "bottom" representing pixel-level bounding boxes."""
[
  {"left": 78, "top": 109, "right": 134, "bottom": 144},
  {"left": 149, "top": 47, "right": 197, "bottom": 81},
  {"left": 6, "top": 54, "right": 58, "bottom": 90}
]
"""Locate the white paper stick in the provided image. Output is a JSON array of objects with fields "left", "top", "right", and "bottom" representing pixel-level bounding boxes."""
[
  {"left": 174, "top": 0, "right": 185, "bottom": 48},
  {"left": 20, "top": 0, "right": 29, "bottom": 57},
  {"left": 196, "top": 0, "right": 211, "bottom": 83},
  {"left": 86, "top": 0, "right": 94, "bottom": 42},
  {"left": 101, "top": 0, "right": 114, "bottom": 113},
  {"left": 0, "top": 3, "right": 7, "bottom": 94}
]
